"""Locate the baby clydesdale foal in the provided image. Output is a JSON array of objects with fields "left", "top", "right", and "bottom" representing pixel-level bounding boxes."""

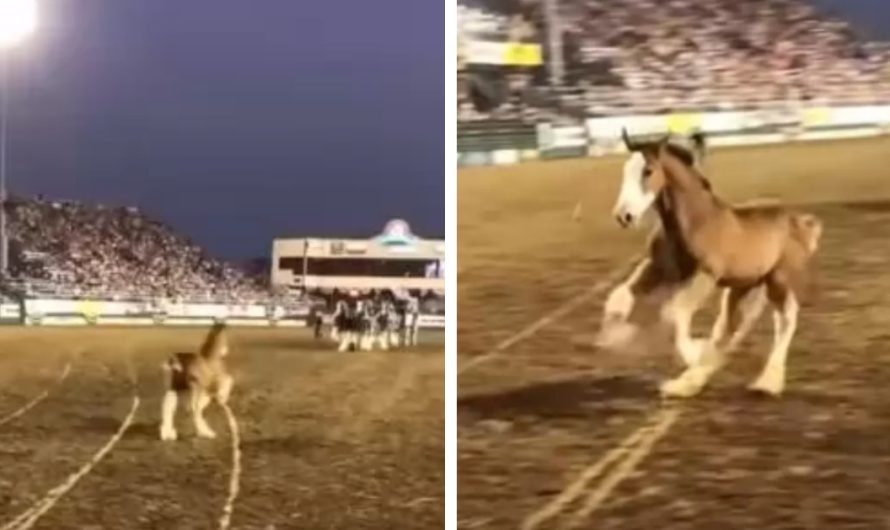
[{"left": 159, "top": 323, "right": 234, "bottom": 440}]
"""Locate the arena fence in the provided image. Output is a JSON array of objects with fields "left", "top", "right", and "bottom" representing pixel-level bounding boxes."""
[
  {"left": 0, "top": 298, "right": 446, "bottom": 329},
  {"left": 457, "top": 103, "right": 890, "bottom": 166}
]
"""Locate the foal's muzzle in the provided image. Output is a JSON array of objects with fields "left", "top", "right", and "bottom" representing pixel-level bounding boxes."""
[{"left": 615, "top": 211, "right": 634, "bottom": 228}]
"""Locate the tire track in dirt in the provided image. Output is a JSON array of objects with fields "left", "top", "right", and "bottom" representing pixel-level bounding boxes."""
[
  {"left": 328, "top": 353, "right": 423, "bottom": 440},
  {"left": 6, "top": 345, "right": 230, "bottom": 530},
  {"left": 458, "top": 254, "right": 643, "bottom": 378},
  {"left": 231, "top": 348, "right": 436, "bottom": 529},
  {"left": 1, "top": 396, "right": 140, "bottom": 530},
  {"left": 0, "top": 353, "right": 140, "bottom": 529},
  {"left": 217, "top": 402, "right": 241, "bottom": 530},
  {"left": 0, "top": 361, "right": 72, "bottom": 428}
]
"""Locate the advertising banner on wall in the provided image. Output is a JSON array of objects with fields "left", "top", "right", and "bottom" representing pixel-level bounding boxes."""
[
  {"left": 463, "top": 40, "right": 543, "bottom": 66},
  {"left": 536, "top": 123, "right": 589, "bottom": 158}
]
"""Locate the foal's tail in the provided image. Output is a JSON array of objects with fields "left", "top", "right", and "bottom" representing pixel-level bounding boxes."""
[
  {"left": 787, "top": 213, "right": 823, "bottom": 303},
  {"left": 689, "top": 131, "right": 707, "bottom": 165},
  {"left": 791, "top": 213, "right": 823, "bottom": 256},
  {"left": 162, "top": 356, "right": 183, "bottom": 373}
]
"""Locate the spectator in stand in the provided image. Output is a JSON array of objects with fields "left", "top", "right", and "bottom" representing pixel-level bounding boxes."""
[
  {"left": 4, "top": 197, "right": 269, "bottom": 303},
  {"left": 458, "top": 0, "right": 890, "bottom": 121},
  {"left": 0, "top": 196, "right": 447, "bottom": 315}
]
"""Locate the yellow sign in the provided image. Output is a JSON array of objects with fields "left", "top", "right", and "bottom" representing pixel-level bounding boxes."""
[
  {"left": 502, "top": 43, "right": 542, "bottom": 66},
  {"left": 666, "top": 113, "right": 701, "bottom": 134},
  {"left": 464, "top": 41, "right": 542, "bottom": 66},
  {"left": 802, "top": 107, "right": 831, "bottom": 128},
  {"left": 77, "top": 300, "right": 102, "bottom": 319}
]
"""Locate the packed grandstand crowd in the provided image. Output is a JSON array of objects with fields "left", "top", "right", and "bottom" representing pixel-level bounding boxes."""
[
  {"left": 0, "top": 196, "right": 444, "bottom": 313},
  {"left": 5, "top": 197, "right": 270, "bottom": 303},
  {"left": 458, "top": 0, "right": 890, "bottom": 121}
]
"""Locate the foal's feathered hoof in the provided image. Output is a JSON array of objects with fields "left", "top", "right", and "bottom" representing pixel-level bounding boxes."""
[
  {"left": 594, "top": 321, "right": 639, "bottom": 351},
  {"left": 160, "top": 426, "right": 178, "bottom": 441},
  {"left": 196, "top": 427, "right": 217, "bottom": 439},
  {"left": 659, "top": 376, "right": 703, "bottom": 399},
  {"left": 678, "top": 339, "right": 708, "bottom": 368},
  {"left": 747, "top": 378, "right": 784, "bottom": 397}
]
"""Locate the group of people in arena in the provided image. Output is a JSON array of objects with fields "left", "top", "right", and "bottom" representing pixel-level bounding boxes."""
[{"left": 315, "top": 290, "right": 421, "bottom": 352}]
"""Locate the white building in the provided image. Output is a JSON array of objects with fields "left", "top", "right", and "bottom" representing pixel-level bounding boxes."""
[{"left": 271, "top": 219, "right": 444, "bottom": 295}]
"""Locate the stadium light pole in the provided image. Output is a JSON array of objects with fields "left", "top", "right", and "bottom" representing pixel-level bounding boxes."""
[
  {"left": 0, "top": 0, "right": 39, "bottom": 278},
  {"left": 543, "top": 0, "right": 563, "bottom": 86}
]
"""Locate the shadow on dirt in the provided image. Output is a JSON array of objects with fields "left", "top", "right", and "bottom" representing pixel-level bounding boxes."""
[
  {"left": 836, "top": 199, "right": 890, "bottom": 213},
  {"left": 458, "top": 375, "right": 655, "bottom": 420},
  {"left": 241, "top": 433, "right": 348, "bottom": 456},
  {"left": 78, "top": 415, "right": 130, "bottom": 433}
]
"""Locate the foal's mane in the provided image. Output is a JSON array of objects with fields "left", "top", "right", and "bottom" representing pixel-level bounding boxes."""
[
  {"left": 637, "top": 140, "right": 712, "bottom": 192},
  {"left": 633, "top": 137, "right": 711, "bottom": 282}
]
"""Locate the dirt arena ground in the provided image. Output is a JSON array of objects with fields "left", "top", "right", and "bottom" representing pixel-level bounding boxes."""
[
  {"left": 458, "top": 136, "right": 890, "bottom": 529},
  {"left": 0, "top": 326, "right": 443, "bottom": 529}
]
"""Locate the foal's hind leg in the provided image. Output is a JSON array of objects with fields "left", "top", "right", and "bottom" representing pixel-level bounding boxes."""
[
  {"left": 664, "top": 285, "right": 767, "bottom": 398},
  {"left": 749, "top": 282, "right": 799, "bottom": 396},
  {"left": 710, "top": 285, "right": 767, "bottom": 354},
  {"left": 216, "top": 374, "right": 234, "bottom": 406},
  {"left": 159, "top": 390, "right": 179, "bottom": 441},
  {"left": 191, "top": 389, "right": 216, "bottom": 439}
]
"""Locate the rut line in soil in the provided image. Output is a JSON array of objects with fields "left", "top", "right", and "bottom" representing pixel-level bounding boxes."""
[
  {"left": 458, "top": 254, "right": 643, "bottom": 377},
  {"left": 0, "top": 361, "right": 73, "bottom": 428}
]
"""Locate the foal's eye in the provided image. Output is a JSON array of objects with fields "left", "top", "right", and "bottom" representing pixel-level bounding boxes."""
[{"left": 642, "top": 167, "right": 652, "bottom": 179}]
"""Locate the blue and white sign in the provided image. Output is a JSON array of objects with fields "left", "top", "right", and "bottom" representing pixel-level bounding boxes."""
[{"left": 376, "top": 219, "right": 417, "bottom": 249}]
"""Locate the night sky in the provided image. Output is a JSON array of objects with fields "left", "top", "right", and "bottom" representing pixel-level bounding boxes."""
[
  {"left": 4, "top": 0, "right": 444, "bottom": 259},
  {"left": 812, "top": 0, "right": 890, "bottom": 39}
]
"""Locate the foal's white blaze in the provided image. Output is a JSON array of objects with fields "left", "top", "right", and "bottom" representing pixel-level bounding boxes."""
[{"left": 613, "top": 152, "right": 657, "bottom": 226}]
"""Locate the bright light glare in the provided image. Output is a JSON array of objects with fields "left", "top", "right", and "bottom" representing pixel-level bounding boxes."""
[{"left": 0, "top": 0, "right": 38, "bottom": 49}]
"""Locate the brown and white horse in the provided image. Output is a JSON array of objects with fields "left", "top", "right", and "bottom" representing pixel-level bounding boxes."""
[
  {"left": 606, "top": 131, "right": 822, "bottom": 398},
  {"left": 596, "top": 131, "right": 711, "bottom": 365},
  {"left": 160, "top": 323, "right": 234, "bottom": 440}
]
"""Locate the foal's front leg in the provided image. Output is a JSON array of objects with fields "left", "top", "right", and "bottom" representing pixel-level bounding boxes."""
[
  {"left": 660, "top": 270, "right": 716, "bottom": 368},
  {"left": 659, "top": 272, "right": 716, "bottom": 397},
  {"left": 596, "top": 257, "right": 653, "bottom": 349},
  {"left": 662, "top": 283, "right": 766, "bottom": 398}
]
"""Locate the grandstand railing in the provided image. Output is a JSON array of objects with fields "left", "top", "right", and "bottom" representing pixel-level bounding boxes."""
[
  {"left": 458, "top": 98, "right": 890, "bottom": 167},
  {"left": 458, "top": 82, "right": 890, "bottom": 124}
]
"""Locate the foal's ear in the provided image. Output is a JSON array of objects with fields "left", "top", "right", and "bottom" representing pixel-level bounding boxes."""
[
  {"left": 621, "top": 127, "right": 636, "bottom": 151},
  {"left": 639, "top": 144, "right": 659, "bottom": 164},
  {"left": 656, "top": 135, "right": 671, "bottom": 157}
]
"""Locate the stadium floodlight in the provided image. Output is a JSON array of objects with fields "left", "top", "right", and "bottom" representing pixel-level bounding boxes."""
[
  {"left": 0, "top": 0, "right": 38, "bottom": 49},
  {"left": 1, "top": 0, "right": 38, "bottom": 276}
]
